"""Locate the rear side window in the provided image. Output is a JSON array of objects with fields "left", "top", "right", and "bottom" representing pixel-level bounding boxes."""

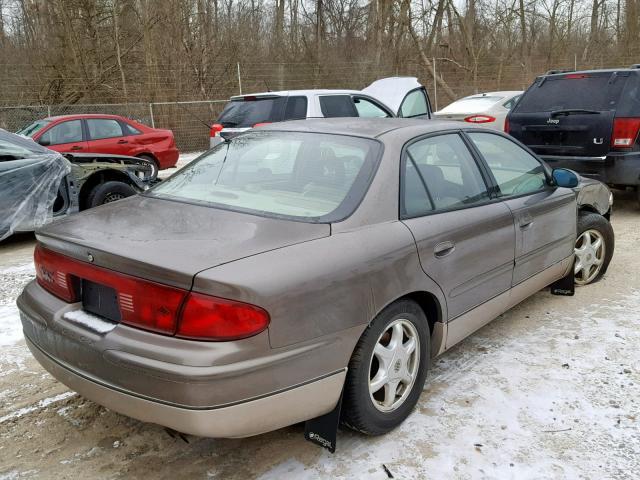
[
  {"left": 284, "top": 96, "right": 308, "bottom": 120},
  {"left": 618, "top": 74, "right": 640, "bottom": 117},
  {"left": 319, "top": 95, "right": 358, "bottom": 117},
  {"left": 217, "top": 97, "right": 286, "bottom": 127},
  {"left": 122, "top": 122, "right": 142, "bottom": 135},
  {"left": 399, "top": 89, "right": 429, "bottom": 117},
  {"left": 502, "top": 95, "right": 521, "bottom": 110},
  {"left": 515, "top": 73, "right": 628, "bottom": 113},
  {"left": 402, "top": 133, "right": 489, "bottom": 216},
  {"left": 87, "top": 119, "right": 124, "bottom": 140},
  {"left": 40, "top": 120, "right": 83, "bottom": 145}
]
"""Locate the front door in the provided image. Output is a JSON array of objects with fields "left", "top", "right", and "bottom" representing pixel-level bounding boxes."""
[
  {"left": 400, "top": 132, "right": 515, "bottom": 322},
  {"left": 466, "top": 131, "right": 576, "bottom": 285}
]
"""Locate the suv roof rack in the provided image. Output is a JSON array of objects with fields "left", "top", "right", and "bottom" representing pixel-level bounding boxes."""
[
  {"left": 630, "top": 64, "right": 640, "bottom": 69},
  {"left": 545, "top": 69, "right": 574, "bottom": 75}
]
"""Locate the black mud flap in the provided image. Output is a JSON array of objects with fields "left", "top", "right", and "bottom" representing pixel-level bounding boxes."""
[
  {"left": 304, "top": 391, "right": 343, "bottom": 453},
  {"left": 550, "top": 265, "right": 575, "bottom": 296}
]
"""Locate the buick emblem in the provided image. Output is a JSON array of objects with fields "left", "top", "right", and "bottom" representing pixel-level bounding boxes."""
[{"left": 87, "top": 253, "right": 95, "bottom": 263}]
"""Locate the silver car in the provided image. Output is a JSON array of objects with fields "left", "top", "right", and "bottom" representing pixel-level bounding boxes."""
[{"left": 18, "top": 119, "right": 613, "bottom": 447}]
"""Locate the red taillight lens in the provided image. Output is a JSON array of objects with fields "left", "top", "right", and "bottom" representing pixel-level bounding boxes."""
[
  {"left": 177, "top": 293, "right": 270, "bottom": 341},
  {"left": 34, "top": 245, "right": 187, "bottom": 334},
  {"left": 464, "top": 115, "right": 496, "bottom": 124},
  {"left": 34, "top": 245, "right": 78, "bottom": 302},
  {"left": 504, "top": 117, "right": 510, "bottom": 133},
  {"left": 253, "top": 122, "right": 271, "bottom": 128},
  {"left": 611, "top": 118, "right": 640, "bottom": 148},
  {"left": 33, "top": 245, "right": 270, "bottom": 340},
  {"left": 209, "top": 123, "right": 223, "bottom": 137}
]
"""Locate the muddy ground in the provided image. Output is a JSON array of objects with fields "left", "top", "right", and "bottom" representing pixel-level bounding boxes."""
[{"left": 0, "top": 191, "right": 638, "bottom": 480}]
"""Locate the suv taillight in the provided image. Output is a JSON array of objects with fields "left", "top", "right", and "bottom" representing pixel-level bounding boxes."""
[
  {"left": 209, "top": 123, "right": 223, "bottom": 138},
  {"left": 34, "top": 245, "right": 269, "bottom": 340},
  {"left": 611, "top": 118, "right": 640, "bottom": 148}
]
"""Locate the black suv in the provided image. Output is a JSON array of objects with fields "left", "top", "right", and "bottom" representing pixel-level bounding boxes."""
[{"left": 507, "top": 66, "right": 640, "bottom": 196}]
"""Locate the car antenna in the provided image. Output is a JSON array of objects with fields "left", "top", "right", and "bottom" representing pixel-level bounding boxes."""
[{"left": 173, "top": 101, "right": 213, "bottom": 130}]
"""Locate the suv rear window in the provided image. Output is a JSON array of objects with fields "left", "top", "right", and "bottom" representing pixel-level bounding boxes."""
[
  {"left": 515, "top": 73, "right": 627, "bottom": 113},
  {"left": 217, "top": 96, "right": 286, "bottom": 128}
]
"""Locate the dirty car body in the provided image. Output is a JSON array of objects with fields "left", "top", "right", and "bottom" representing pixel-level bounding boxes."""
[{"left": 18, "top": 119, "right": 611, "bottom": 440}]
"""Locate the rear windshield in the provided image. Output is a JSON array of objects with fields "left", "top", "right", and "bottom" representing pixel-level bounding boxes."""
[
  {"left": 439, "top": 96, "right": 504, "bottom": 114},
  {"left": 515, "top": 73, "right": 627, "bottom": 113},
  {"left": 149, "top": 131, "right": 381, "bottom": 222},
  {"left": 217, "top": 97, "right": 286, "bottom": 128},
  {"left": 16, "top": 120, "right": 51, "bottom": 138}
]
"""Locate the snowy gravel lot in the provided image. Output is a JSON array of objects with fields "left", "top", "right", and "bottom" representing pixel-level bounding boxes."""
[{"left": 0, "top": 159, "right": 638, "bottom": 479}]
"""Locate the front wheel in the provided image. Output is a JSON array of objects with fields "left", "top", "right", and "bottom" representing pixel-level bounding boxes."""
[
  {"left": 574, "top": 212, "right": 614, "bottom": 285},
  {"left": 341, "top": 299, "right": 430, "bottom": 435},
  {"left": 87, "top": 181, "right": 136, "bottom": 208}
]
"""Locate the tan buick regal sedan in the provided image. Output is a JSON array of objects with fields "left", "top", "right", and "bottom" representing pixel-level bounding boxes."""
[{"left": 18, "top": 118, "right": 613, "bottom": 445}]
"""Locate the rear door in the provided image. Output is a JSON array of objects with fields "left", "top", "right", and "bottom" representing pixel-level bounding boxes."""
[
  {"left": 466, "top": 131, "right": 576, "bottom": 285},
  {"left": 85, "top": 118, "right": 131, "bottom": 155},
  {"left": 509, "top": 72, "right": 630, "bottom": 157},
  {"left": 400, "top": 132, "right": 515, "bottom": 323}
]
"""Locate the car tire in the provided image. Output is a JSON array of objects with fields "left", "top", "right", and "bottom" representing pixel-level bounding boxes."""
[
  {"left": 574, "top": 212, "right": 614, "bottom": 285},
  {"left": 87, "top": 181, "right": 136, "bottom": 208},
  {"left": 137, "top": 154, "right": 159, "bottom": 180},
  {"left": 341, "top": 299, "right": 430, "bottom": 435}
]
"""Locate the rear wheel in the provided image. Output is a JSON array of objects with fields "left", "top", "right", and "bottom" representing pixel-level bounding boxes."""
[
  {"left": 87, "top": 181, "right": 136, "bottom": 208},
  {"left": 574, "top": 212, "right": 614, "bottom": 285},
  {"left": 341, "top": 299, "right": 430, "bottom": 435}
]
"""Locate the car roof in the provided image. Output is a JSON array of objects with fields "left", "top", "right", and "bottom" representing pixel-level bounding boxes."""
[
  {"left": 43, "top": 114, "right": 128, "bottom": 121},
  {"left": 258, "top": 117, "right": 470, "bottom": 139},
  {"left": 542, "top": 67, "right": 640, "bottom": 77},
  {"left": 230, "top": 89, "right": 362, "bottom": 99}
]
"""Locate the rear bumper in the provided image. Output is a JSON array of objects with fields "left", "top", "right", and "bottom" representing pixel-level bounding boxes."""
[
  {"left": 542, "top": 152, "right": 640, "bottom": 186},
  {"left": 26, "top": 335, "right": 345, "bottom": 438},
  {"left": 17, "top": 280, "right": 351, "bottom": 437},
  {"left": 154, "top": 147, "right": 179, "bottom": 169}
]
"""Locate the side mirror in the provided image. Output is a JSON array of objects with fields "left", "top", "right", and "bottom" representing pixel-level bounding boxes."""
[
  {"left": 552, "top": 168, "right": 579, "bottom": 188},
  {"left": 37, "top": 137, "right": 50, "bottom": 147}
]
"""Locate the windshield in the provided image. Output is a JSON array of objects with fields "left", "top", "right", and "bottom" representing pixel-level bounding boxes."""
[
  {"left": 439, "top": 96, "right": 504, "bottom": 114},
  {"left": 217, "top": 97, "right": 286, "bottom": 128},
  {"left": 515, "top": 73, "right": 627, "bottom": 113},
  {"left": 16, "top": 120, "right": 51, "bottom": 138},
  {"left": 149, "top": 131, "right": 381, "bottom": 222}
]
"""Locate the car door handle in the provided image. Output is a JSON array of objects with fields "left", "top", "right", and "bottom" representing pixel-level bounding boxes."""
[
  {"left": 117, "top": 139, "right": 128, "bottom": 144},
  {"left": 434, "top": 241, "right": 456, "bottom": 258},
  {"left": 519, "top": 212, "right": 534, "bottom": 229},
  {"left": 70, "top": 145, "right": 83, "bottom": 151}
]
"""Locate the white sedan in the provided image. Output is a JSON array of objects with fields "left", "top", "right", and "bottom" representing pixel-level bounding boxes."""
[{"left": 433, "top": 91, "right": 522, "bottom": 131}]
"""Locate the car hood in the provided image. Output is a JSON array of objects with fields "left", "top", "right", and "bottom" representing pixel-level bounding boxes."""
[{"left": 37, "top": 195, "right": 330, "bottom": 289}]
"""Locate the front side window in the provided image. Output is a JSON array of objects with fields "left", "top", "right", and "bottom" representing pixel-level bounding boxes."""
[
  {"left": 399, "top": 89, "right": 428, "bottom": 117},
  {"left": 468, "top": 132, "right": 547, "bottom": 196},
  {"left": 353, "top": 97, "right": 391, "bottom": 118},
  {"left": 149, "top": 131, "right": 381, "bottom": 222},
  {"left": 319, "top": 95, "right": 357, "bottom": 117},
  {"left": 402, "top": 133, "right": 489, "bottom": 216},
  {"left": 40, "top": 120, "right": 83, "bottom": 145},
  {"left": 87, "top": 119, "right": 124, "bottom": 140}
]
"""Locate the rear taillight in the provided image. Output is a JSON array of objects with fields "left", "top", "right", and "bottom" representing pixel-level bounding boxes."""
[
  {"left": 33, "top": 245, "right": 269, "bottom": 340},
  {"left": 210, "top": 123, "right": 223, "bottom": 137},
  {"left": 177, "top": 293, "right": 270, "bottom": 341},
  {"left": 504, "top": 117, "right": 510, "bottom": 133},
  {"left": 464, "top": 115, "right": 496, "bottom": 124},
  {"left": 611, "top": 118, "right": 640, "bottom": 148},
  {"left": 253, "top": 122, "right": 271, "bottom": 128}
]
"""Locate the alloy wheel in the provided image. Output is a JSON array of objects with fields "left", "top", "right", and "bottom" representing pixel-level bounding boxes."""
[
  {"left": 574, "top": 228, "right": 606, "bottom": 285},
  {"left": 368, "top": 319, "right": 420, "bottom": 412}
]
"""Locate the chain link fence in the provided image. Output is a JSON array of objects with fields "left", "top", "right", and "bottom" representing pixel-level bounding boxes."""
[{"left": 0, "top": 101, "right": 227, "bottom": 153}]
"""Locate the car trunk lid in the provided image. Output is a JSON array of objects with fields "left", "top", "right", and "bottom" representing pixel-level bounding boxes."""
[
  {"left": 509, "top": 72, "right": 630, "bottom": 157},
  {"left": 37, "top": 194, "right": 330, "bottom": 290}
]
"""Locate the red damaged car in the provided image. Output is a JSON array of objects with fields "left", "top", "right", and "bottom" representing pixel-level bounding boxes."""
[{"left": 18, "top": 114, "right": 179, "bottom": 178}]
